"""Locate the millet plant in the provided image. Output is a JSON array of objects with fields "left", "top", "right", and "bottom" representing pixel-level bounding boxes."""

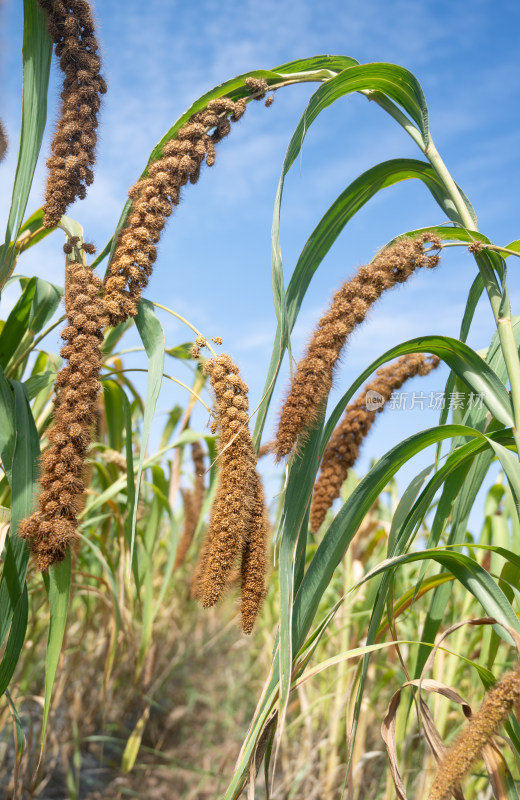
[{"left": 1, "top": 1, "right": 520, "bottom": 798}]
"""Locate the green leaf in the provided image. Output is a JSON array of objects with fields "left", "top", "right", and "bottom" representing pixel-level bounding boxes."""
[
  {"left": 24, "top": 369, "right": 56, "bottom": 401},
  {"left": 293, "top": 423, "right": 514, "bottom": 655},
  {"left": 0, "top": 585, "right": 28, "bottom": 694},
  {"left": 0, "top": 366, "right": 15, "bottom": 485},
  {"left": 95, "top": 63, "right": 350, "bottom": 272},
  {"left": 392, "top": 435, "right": 509, "bottom": 560},
  {"left": 253, "top": 164, "right": 479, "bottom": 445},
  {"left": 2, "top": 276, "right": 62, "bottom": 377},
  {"left": 0, "top": 0, "right": 51, "bottom": 289},
  {"left": 0, "top": 381, "right": 39, "bottom": 653},
  {"left": 121, "top": 706, "right": 150, "bottom": 773},
  {"left": 504, "top": 240, "right": 520, "bottom": 258},
  {"left": 5, "top": 690, "right": 25, "bottom": 761},
  {"left": 359, "top": 548, "right": 520, "bottom": 642},
  {"left": 279, "top": 65, "right": 428, "bottom": 179},
  {"left": 0, "top": 207, "right": 54, "bottom": 267},
  {"left": 103, "top": 379, "right": 125, "bottom": 452},
  {"left": 419, "top": 316, "right": 520, "bottom": 664},
  {"left": 0, "top": 277, "right": 37, "bottom": 368},
  {"left": 25, "top": 275, "right": 62, "bottom": 335},
  {"left": 277, "top": 410, "right": 324, "bottom": 747},
  {"left": 387, "top": 464, "right": 433, "bottom": 555},
  {"left": 131, "top": 300, "right": 165, "bottom": 563},
  {"left": 80, "top": 431, "right": 201, "bottom": 516},
  {"left": 123, "top": 389, "right": 136, "bottom": 586},
  {"left": 95, "top": 57, "right": 407, "bottom": 276},
  {"left": 322, "top": 335, "right": 514, "bottom": 449},
  {"left": 159, "top": 405, "right": 183, "bottom": 450},
  {"left": 273, "top": 55, "right": 359, "bottom": 74},
  {"left": 41, "top": 553, "right": 72, "bottom": 744},
  {"left": 266, "top": 62, "right": 432, "bottom": 351},
  {"left": 102, "top": 319, "right": 134, "bottom": 355},
  {"left": 166, "top": 342, "right": 195, "bottom": 360},
  {"left": 438, "top": 271, "right": 486, "bottom": 435}
]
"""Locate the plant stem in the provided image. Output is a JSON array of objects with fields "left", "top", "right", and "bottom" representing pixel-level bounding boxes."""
[
  {"left": 424, "top": 141, "right": 474, "bottom": 228},
  {"left": 151, "top": 302, "right": 217, "bottom": 358},
  {"left": 441, "top": 242, "right": 520, "bottom": 259},
  {"left": 368, "top": 91, "right": 426, "bottom": 151},
  {"left": 424, "top": 140, "right": 520, "bottom": 460},
  {"left": 102, "top": 367, "right": 214, "bottom": 415}
]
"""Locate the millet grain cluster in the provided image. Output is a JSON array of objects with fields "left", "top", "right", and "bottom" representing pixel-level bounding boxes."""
[
  {"left": 239, "top": 470, "right": 270, "bottom": 634},
  {"left": 38, "top": 0, "right": 106, "bottom": 228},
  {"left": 310, "top": 353, "right": 440, "bottom": 532},
  {"left": 428, "top": 666, "right": 520, "bottom": 800},
  {"left": 103, "top": 97, "right": 248, "bottom": 327},
  {"left": 192, "top": 354, "right": 269, "bottom": 633},
  {"left": 19, "top": 254, "right": 107, "bottom": 570},
  {"left": 19, "top": 83, "right": 268, "bottom": 569},
  {"left": 274, "top": 234, "right": 442, "bottom": 461}
]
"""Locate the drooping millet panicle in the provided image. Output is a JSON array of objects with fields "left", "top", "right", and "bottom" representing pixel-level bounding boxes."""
[
  {"left": 194, "top": 354, "right": 258, "bottom": 608},
  {"left": 103, "top": 97, "right": 249, "bottom": 327},
  {"left": 37, "top": 0, "right": 107, "bottom": 228},
  {"left": 19, "top": 257, "right": 107, "bottom": 570},
  {"left": 310, "top": 353, "right": 440, "bottom": 532},
  {"left": 0, "top": 120, "right": 7, "bottom": 161},
  {"left": 428, "top": 666, "right": 520, "bottom": 800},
  {"left": 240, "top": 470, "right": 270, "bottom": 634},
  {"left": 274, "top": 233, "right": 442, "bottom": 461},
  {"left": 173, "top": 441, "right": 206, "bottom": 572}
]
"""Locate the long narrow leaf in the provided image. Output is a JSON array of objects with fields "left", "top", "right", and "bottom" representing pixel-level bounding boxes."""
[
  {"left": 0, "top": 0, "right": 51, "bottom": 288},
  {"left": 41, "top": 554, "right": 72, "bottom": 744},
  {"left": 130, "top": 300, "right": 165, "bottom": 565}
]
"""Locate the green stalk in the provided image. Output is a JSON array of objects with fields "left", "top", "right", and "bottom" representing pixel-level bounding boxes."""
[
  {"left": 424, "top": 141, "right": 474, "bottom": 228},
  {"left": 372, "top": 88, "right": 520, "bottom": 439},
  {"left": 424, "top": 140, "right": 520, "bottom": 461},
  {"left": 368, "top": 91, "right": 426, "bottom": 151}
]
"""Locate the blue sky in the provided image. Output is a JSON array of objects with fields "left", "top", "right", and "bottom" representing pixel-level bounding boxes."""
[{"left": 1, "top": 0, "right": 520, "bottom": 530}]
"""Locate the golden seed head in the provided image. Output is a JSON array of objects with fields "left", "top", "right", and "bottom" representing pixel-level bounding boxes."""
[
  {"left": 103, "top": 95, "right": 247, "bottom": 327},
  {"left": 429, "top": 666, "right": 520, "bottom": 800},
  {"left": 310, "top": 354, "right": 439, "bottom": 532},
  {"left": 240, "top": 471, "right": 270, "bottom": 634},
  {"left": 38, "top": 0, "right": 106, "bottom": 227},
  {"left": 193, "top": 355, "right": 262, "bottom": 612},
  {"left": 274, "top": 234, "right": 442, "bottom": 460},
  {"left": 19, "top": 261, "right": 106, "bottom": 571}
]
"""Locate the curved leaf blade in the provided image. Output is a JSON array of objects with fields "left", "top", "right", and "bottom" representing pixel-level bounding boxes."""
[
  {"left": 41, "top": 553, "right": 71, "bottom": 744},
  {"left": 0, "top": 0, "right": 51, "bottom": 289}
]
